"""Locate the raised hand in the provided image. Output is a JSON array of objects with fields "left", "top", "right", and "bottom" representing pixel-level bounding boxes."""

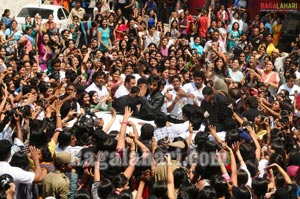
[
  {"left": 164, "top": 153, "right": 171, "bottom": 164},
  {"left": 123, "top": 106, "right": 133, "bottom": 120},
  {"left": 232, "top": 141, "right": 240, "bottom": 152},
  {"left": 29, "top": 146, "right": 41, "bottom": 161}
]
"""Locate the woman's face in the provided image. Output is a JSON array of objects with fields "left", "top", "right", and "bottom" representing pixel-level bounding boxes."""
[
  {"left": 68, "top": 40, "right": 75, "bottom": 49},
  {"left": 72, "top": 57, "right": 79, "bottom": 67},
  {"left": 112, "top": 52, "right": 118, "bottom": 60},
  {"left": 8, "top": 81, "right": 15, "bottom": 92},
  {"left": 48, "top": 14, "right": 54, "bottom": 21},
  {"left": 91, "top": 39, "right": 98, "bottom": 47},
  {"left": 43, "top": 34, "right": 50, "bottom": 43},
  {"left": 121, "top": 40, "right": 127, "bottom": 48},
  {"left": 170, "top": 57, "right": 177, "bottom": 65},
  {"left": 11, "top": 21, "right": 17, "bottom": 29},
  {"left": 183, "top": 71, "right": 190, "bottom": 79},
  {"left": 109, "top": 15, "right": 114, "bottom": 22},
  {"left": 118, "top": 18, "right": 123, "bottom": 24},
  {"left": 216, "top": 59, "right": 224, "bottom": 69},
  {"left": 254, "top": 115, "right": 263, "bottom": 125},
  {"left": 150, "top": 59, "right": 158, "bottom": 67},
  {"left": 32, "top": 63, "right": 39, "bottom": 72},
  {"left": 45, "top": 87, "right": 54, "bottom": 97},
  {"left": 164, "top": 60, "right": 170, "bottom": 67},
  {"left": 176, "top": 50, "right": 182, "bottom": 57},
  {"left": 178, "top": 58, "right": 184, "bottom": 66},
  {"left": 95, "top": 50, "right": 103, "bottom": 58},
  {"left": 6, "top": 67, "right": 13, "bottom": 75},
  {"left": 117, "top": 9, "right": 122, "bottom": 15},
  {"left": 83, "top": 93, "right": 90, "bottom": 105},
  {"left": 125, "top": 66, "right": 133, "bottom": 75},
  {"left": 112, "top": 70, "right": 121, "bottom": 81},
  {"left": 80, "top": 76, "right": 87, "bottom": 85},
  {"left": 118, "top": 52, "right": 124, "bottom": 59},
  {"left": 19, "top": 67, "right": 26, "bottom": 76},
  {"left": 92, "top": 92, "right": 99, "bottom": 103},
  {"left": 102, "top": 20, "right": 107, "bottom": 27},
  {"left": 265, "top": 61, "right": 273, "bottom": 71},
  {"left": 162, "top": 69, "right": 169, "bottom": 79},
  {"left": 26, "top": 16, "right": 31, "bottom": 23},
  {"left": 232, "top": 60, "right": 239, "bottom": 69},
  {"left": 172, "top": 21, "right": 177, "bottom": 27},
  {"left": 272, "top": 100, "right": 280, "bottom": 111},
  {"left": 211, "top": 21, "right": 217, "bottom": 27},
  {"left": 233, "top": 23, "right": 239, "bottom": 30}
]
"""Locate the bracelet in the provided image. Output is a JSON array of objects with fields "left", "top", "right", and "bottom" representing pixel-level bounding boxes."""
[
  {"left": 121, "top": 121, "right": 128, "bottom": 125},
  {"left": 56, "top": 114, "right": 61, "bottom": 117},
  {"left": 55, "top": 128, "right": 63, "bottom": 132}
]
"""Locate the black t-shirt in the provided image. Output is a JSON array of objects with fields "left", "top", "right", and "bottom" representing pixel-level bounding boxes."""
[
  {"left": 273, "top": 184, "right": 297, "bottom": 199},
  {"left": 241, "top": 108, "right": 262, "bottom": 122}
]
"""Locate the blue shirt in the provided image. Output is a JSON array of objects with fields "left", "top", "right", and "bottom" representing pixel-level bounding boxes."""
[
  {"left": 190, "top": 42, "right": 204, "bottom": 55},
  {"left": 5, "top": 28, "right": 22, "bottom": 41}
]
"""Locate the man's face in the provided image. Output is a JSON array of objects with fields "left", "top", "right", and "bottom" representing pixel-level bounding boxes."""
[
  {"left": 148, "top": 81, "right": 158, "bottom": 94},
  {"left": 171, "top": 77, "right": 181, "bottom": 89},
  {"left": 266, "top": 35, "right": 272, "bottom": 42},
  {"left": 212, "top": 32, "right": 219, "bottom": 41},
  {"left": 253, "top": 28, "right": 259, "bottom": 36},
  {"left": 194, "top": 77, "right": 203, "bottom": 88},
  {"left": 126, "top": 79, "right": 136, "bottom": 90},
  {"left": 76, "top": 2, "right": 81, "bottom": 8},
  {"left": 287, "top": 78, "right": 296, "bottom": 88},
  {"left": 95, "top": 75, "right": 105, "bottom": 87}
]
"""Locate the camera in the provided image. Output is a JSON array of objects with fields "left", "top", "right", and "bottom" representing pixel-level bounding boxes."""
[
  {"left": 0, "top": 174, "right": 13, "bottom": 193},
  {"left": 5, "top": 105, "right": 31, "bottom": 120}
]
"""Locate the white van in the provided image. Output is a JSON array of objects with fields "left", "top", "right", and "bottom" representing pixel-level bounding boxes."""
[{"left": 15, "top": 4, "right": 69, "bottom": 31}]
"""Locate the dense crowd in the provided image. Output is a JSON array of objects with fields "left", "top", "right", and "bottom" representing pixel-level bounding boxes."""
[{"left": 0, "top": 0, "right": 300, "bottom": 198}]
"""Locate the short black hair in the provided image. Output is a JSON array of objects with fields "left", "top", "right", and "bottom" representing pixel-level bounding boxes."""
[
  {"left": 140, "top": 124, "right": 154, "bottom": 140},
  {"left": 125, "top": 74, "right": 135, "bottom": 84},
  {"left": 92, "top": 71, "right": 106, "bottom": 82},
  {"left": 130, "top": 86, "right": 140, "bottom": 94},
  {"left": 154, "top": 112, "right": 167, "bottom": 128},
  {"left": 193, "top": 70, "right": 205, "bottom": 80},
  {"left": 0, "top": 140, "right": 12, "bottom": 161},
  {"left": 137, "top": 77, "right": 147, "bottom": 85}
]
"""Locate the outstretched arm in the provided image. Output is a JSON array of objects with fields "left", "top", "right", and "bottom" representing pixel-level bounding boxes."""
[{"left": 117, "top": 106, "right": 133, "bottom": 150}]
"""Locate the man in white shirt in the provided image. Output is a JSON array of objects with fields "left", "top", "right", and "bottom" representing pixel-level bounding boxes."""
[
  {"left": 114, "top": 74, "right": 136, "bottom": 99},
  {"left": 86, "top": 71, "right": 109, "bottom": 103},
  {"left": 0, "top": 140, "right": 43, "bottom": 197},
  {"left": 153, "top": 112, "right": 189, "bottom": 142},
  {"left": 166, "top": 75, "right": 187, "bottom": 123},
  {"left": 204, "top": 30, "right": 227, "bottom": 54},
  {"left": 277, "top": 73, "right": 300, "bottom": 102},
  {"left": 183, "top": 71, "right": 206, "bottom": 106}
]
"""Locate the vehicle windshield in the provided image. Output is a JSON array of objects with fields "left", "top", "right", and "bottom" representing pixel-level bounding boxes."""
[{"left": 17, "top": 8, "right": 53, "bottom": 19}]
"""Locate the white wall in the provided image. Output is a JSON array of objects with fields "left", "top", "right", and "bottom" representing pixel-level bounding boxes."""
[{"left": 0, "top": 0, "right": 41, "bottom": 17}]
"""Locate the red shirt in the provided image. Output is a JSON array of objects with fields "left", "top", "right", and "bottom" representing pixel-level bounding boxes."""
[
  {"left": 197, "top": 15, "right": 208, "bottom": 38},
  {"left": 186, "top": 15, "right": 195, "bottom": 35}
]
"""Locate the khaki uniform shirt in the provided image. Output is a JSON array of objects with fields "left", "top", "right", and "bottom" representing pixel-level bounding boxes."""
[{"left": 43, "top": 170, "right": 70, "bottom": 199}]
